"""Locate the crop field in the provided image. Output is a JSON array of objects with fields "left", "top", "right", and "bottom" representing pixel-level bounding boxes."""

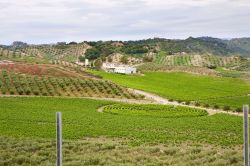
[
  {"left": 0, "top": 97, "right": 246, "bottom": 165},
  {"left": 0, "top": 70, "right": 140, "bottom": 99},
  {"left": 91, "top": 71, "right": 250, "bottom": 102}
]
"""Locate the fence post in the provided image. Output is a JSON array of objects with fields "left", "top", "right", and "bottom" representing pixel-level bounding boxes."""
[
  {"left": 56, "top": 112, "right": 62, "bottom": 166},
  {"left": 244, "top": 105, "right": 249, "bottom": 166}
]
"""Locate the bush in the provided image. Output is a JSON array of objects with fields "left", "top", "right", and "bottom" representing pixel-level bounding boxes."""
[
  {"left": 18, "top": 89, "right": 24, "bottom": 95},
  {"left": 185, "top": 101, "right": 190, "bottom": 105},
  {"left": 223, "top": 106, "right": 230, "bottom": 111},
  {"left": 33, "top": 90, "right": 39, "bottom": 96},
  {"left": 10, "top": 89, "right": 15, "bottom": 95},
  {"left": 25, "top": 88, "right": 31, "bottom": 95},
  {"left": 42, "top": 92, "right": 48, "bottom": 96},
  {"left": 168, "top": 99, "right": 174, "bottom": 102},
  {"left": 195, "top": 102, "right": 200, "bottom": 106},
  {"left": 177, "top": 100, "right": 182, "bottom": 104},
  {"left": 213, "top": 105, "right": 219, "bottom": 109},
  {"left": 204, "top": 104, "right": 210, "bottom": 108},
  {"left": 1, "top": 89, "right": 6, "bottom": 94},
  {"left": 235, "top": 107, "right": 242, "bottom": 113}
]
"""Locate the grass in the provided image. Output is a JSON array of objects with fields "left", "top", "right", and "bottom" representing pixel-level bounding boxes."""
[
  {"left": 90, "top": 71, "right": 250, "bottom": 101},
  {"left": 0, "top": 97, "right": 246, "bottom": 146},
  {"left": 0, "top": 136, "right": 244, "bottom": 166},
  {"left": 200, "top": 96, "right": 250, "bottom": 110}
]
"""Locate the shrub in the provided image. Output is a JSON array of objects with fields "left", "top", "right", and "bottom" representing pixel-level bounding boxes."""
[
  {"left": 177, "top": 100, "right": 182, "bottom": 104},
  {"left": 18, "top": 89, "right": 24, "bottom": 95},
  {"left": 195, "top": 102, "right": 200, "bottom": 106},
  {"left": 1, "top": 89, "right": 6, "bottom": 94},
  {"left": 169, "top": 99, "right": 174, "bottom": 102},
  {"left": 25, "top": 88, "right": 31, "bottom": 95},
  {"left": 223, "top": 106, "right": 230, "bottom": 111},
  {"left": 204, "top": 104, "right": 210, "bottom": 108},
  {"left": 235, "top": 107, "right": 242, "bottom": 113},
  {"left": 33, "top": 90, "right": 39, "bottom": 96},
  {"left": 213, "top": 105, "right": 219, "bottom": 109},
  {"left": 185, "top": 101, "right": 190, "bottom": 105},
  {"left": 10, "top": 89, "right": 15, "bottom": 95},
  {"left": 42, "top": 92, "right": 48, "bottom": 96},
  {"left": 164, "top": 148, "right": 177, "bottom": 156}
]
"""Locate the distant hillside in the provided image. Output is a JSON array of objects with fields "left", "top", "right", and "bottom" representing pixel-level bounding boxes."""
[
  {"left": 1, "top": 37, "right": 250, "bottom": 66},
  {"left": 227, "top": 38, "right": 250, "bottom": 55}
]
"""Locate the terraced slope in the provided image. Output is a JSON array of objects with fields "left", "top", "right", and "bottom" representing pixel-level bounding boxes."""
[
  {"left": 154, "top": 53, "right": 242, "bottom": 67},
  {"left": 0, "top": 43, "right": 90, "bottom": 63},
  {"left": 0, "top": 47, "right": 48, "bottom": 64}
]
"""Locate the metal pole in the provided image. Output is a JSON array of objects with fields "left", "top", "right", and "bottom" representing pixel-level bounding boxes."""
[
  {"left": 244, "top": 105, "right": 249, "bottom": 166},
  {"left": 56, "top": 112, "right": 62, "bottom": 166}
]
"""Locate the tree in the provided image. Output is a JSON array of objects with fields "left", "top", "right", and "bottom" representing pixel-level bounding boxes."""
[
  {"left": 94, "top": 58, "right": 102, "bottom": 70},
  {"left": 68, "top": 41, "right": 77, "bottom": 45},
  {"left": 143, "top": 56, "right": 153, "bottom": 62},
  {"left": 85, "top": 48, "right": 101, "bottom": 60},
  {"left": 108, "top": 56, "right": 113, "bottom": 62},
  {"left": 79, "top": 56, "right": 85, "bottom": 62},
  {"left": 120, "top": 56, "right": 128, "bottom": 64},
  {"left": 12, "top": 41, "right": 28, "bottom": 48}
]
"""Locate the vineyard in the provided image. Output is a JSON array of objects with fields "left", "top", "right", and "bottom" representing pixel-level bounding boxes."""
[
  {"left": 0, "top": 70, "right": 141, "bottom": 99},
  {"left": 103, "top": 104, "right": 208, "bottom": 118},
  {"left": 154, "top": 53, "right": 242, "bottom": 67}
]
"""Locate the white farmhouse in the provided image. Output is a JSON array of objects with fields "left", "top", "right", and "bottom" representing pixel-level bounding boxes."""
[
  {"left": 102, "top": 63, "right": 136, "bottom": 74},
  {"left": 114, "top": 66, "right": 136, "bottom": 74}
]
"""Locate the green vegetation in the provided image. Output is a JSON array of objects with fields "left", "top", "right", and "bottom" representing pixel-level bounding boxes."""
[
  {"left": 0, "top": 70, "right": 139, "bottom": 99},
  {"left": 91, "top": 71, "right": 250, "bottom": 102},
  {"left": 152, "top": 53, "right": 241, "bottom": 68},
  {"left": 200, "top": 96, "right": 250, "bottom": 111},
  {"left": 103, "top": 104, "right": 208, "bottom": 118},
  {"left": 0, "top": 97, "right": 245, "bottom": 145},
  {"left": 0, "top": 136, "right": 243, "bottom": 165},
  {"left": 0, "top": 47, "right": 49, "bottom": 64}
]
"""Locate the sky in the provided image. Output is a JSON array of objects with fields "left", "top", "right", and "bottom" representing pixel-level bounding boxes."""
[{"left": 0, "top": 0, "right": 250, "bottom": 44}]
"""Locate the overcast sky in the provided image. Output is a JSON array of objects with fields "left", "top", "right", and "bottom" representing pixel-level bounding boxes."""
[{"left": 0, "top": 0, "right": 250, "bottom": 44}]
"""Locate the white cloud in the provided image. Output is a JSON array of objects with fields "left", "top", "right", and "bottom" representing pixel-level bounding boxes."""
[{"left": 0, "top": 0, "right": 249, "bottom": 44}]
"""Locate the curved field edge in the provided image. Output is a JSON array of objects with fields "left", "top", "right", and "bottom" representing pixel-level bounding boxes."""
[
  {"left": 102, "top": 104, "right": 208, "bottom": 118},
  {"left": 89, "top": 71, "right": 250, "bottom": 101},
  {"left": 0, "top": 96, "right": 246, "bottom": 146}
]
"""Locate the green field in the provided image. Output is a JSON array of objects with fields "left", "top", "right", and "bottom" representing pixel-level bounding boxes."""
[
  {"left": 0, "top": 97, "right": 247, "bottom": 165},
  {"left": 201, "top": 96, "right": 250, "bottom": 110},
  {"left": 0, "top": 97, "right": 244, "bottom": 145},
  {"left": 90, "top": 71, "right": 250, "bottom": 102}
]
